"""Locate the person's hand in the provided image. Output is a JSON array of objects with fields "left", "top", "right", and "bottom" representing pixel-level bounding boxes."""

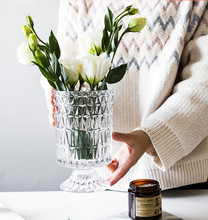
[
  {"left": 107, "top": 130, "right": 154, "bottom": 186},
  {"left": 40, "top": 76, "right": 55, "bottom": 126}
]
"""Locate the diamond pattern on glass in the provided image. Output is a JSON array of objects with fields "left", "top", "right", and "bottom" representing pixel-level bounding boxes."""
[{"left": 53, "top": 90, "right": 113, "bottom": 169}]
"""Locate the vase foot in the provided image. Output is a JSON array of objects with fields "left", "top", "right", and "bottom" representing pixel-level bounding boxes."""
[{"left": 60, "top": 169, "right": 110, "bottom": 193}]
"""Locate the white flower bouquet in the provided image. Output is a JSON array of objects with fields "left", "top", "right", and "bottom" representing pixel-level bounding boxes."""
[
  {"left": 17, "top": 6, "right": 146, "bottom": 91},
  {"left": 17, "top": 5, "right": 146, "bottom": 192}
]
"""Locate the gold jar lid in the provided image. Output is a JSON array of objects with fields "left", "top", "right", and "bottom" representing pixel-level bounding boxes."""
[{"left": 129, "top": 179, "right": 161, "bottom": 194}]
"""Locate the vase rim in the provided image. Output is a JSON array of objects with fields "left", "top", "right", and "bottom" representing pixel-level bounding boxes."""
[{"left": 53, "top": 89, "right": 113, "bottom": 94}]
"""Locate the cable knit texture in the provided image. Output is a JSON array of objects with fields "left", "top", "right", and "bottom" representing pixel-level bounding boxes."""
[{"left": 57, "top": 0, "right": 208, "bottom": 190}]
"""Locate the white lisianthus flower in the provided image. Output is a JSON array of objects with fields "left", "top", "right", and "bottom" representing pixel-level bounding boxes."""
[
  {"left": 79, "top": 29, "right": 103, "bottom": 55},
  {"left": 60, "top": 58, "right": 81, "bottom": 88},
  {"left": 17, "top": 42, "right": 34, "bottom": 65},
  {"left": 79, "top": 53, "right": 111, "bottom": 88}
]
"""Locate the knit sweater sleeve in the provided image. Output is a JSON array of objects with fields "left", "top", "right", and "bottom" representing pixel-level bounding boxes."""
[
  {"left": 56, "top": 0, "right": 79, "bottom": 59},
  {"left": 140, "top": 8, "right": 208, "bottom": 172}
]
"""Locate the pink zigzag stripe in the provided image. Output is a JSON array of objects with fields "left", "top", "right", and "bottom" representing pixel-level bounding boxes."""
[
  {"left": 141, "top": 0, "right": 181, "bottom": 12},
  {"left": 121, "top": 36, "right": 170, "bottom": 53},
  {"left": 141, "top": 0, "right": 161, "bottom": 12},
  {"left": 163, "top": 1, "right": 181, "bottom": 11},
  {"left": 108, "top": 3, "right": 125, "bottom": 14},
  {"left": 83, "top": 0, "right": 94, "bottom": 13},
  {"left": 83, "top": 0, "right": 182, "bottom": 17}
]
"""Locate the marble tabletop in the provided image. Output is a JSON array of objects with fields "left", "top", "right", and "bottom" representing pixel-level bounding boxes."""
[{"left": 0, "top": 190, "right": 208, "bottom": 220}]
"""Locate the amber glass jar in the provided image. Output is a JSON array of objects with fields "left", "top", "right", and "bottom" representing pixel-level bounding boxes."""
[{"left": 128, "top": 179, "right": 162, "bottom": 220}]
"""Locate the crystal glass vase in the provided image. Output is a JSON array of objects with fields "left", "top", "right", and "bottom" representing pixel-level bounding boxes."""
[{"left": 53, "top": 90, "right": 113, "bottom": 193}]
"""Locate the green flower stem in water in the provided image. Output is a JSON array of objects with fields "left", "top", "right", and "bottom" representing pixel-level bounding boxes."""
[{"left": 69, "top": 96, "right": 101, "bottom": 160}]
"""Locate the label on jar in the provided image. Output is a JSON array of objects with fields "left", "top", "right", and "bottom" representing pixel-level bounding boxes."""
[{"left": 135, "top": 194, "right": 162, "bottom": 217}]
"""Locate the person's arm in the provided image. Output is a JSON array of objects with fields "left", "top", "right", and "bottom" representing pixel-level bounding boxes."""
[{"left": 140, "top": 33, "right": 208, "bottom": 171}]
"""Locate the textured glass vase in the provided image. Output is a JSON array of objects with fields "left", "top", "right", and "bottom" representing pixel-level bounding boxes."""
[{"left": 53, "top": 90, "right": 113, "bottom": 193}]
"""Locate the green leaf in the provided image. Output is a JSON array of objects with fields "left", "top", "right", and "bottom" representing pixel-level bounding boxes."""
[
  {"left": 51, "top": 53, "right": 57, "bottom": 73},
  {"left": 66, "top": 81, "right": 72, "bottom": 91},
  {"left": 112, "top": 24, "right": 122, "bottom": 51},
  {"left": 39, "top": 44, "right": 50, "bottom": 54},
  {"left": 56, "top": 80, "right": 66, "bottom": 91},
  {"left": 98, "top": 78, "right": 108, "bottom": 90},
  {"left": 106, "top": 63, "right": 128, "bottom": 84},
  {"left": 32, "top": 61, "right": 56, "bottom": 82},
  {"left": 78, "top": 75, "right": 85, "bottom": 91},
  {"left": 39, "top": 69, "right": 55, "bottom": 82},
  {"left": 39, "top": 45, "right": 47, "bottom": 51},
  {"left": 51, "top": 53, "right": 61, "bottom": 78},
  {"left": 104, "top": 15, "right": 110, "bottom": 32},
  {"left": 49, "top": 30, "right": 61, "bottom": 59},
  {"left": 104, "top": 7, "right": 114, "bottom": 32},
  {"left": 101, "top": 28, "right": 109, "bottom": 52},
  {"left": 60, "top": 64, "right": 68, "bottom": 84},
  {"left": 47, "top": 80, "right": 56, "bottom": 89},
  {"left": 34, "top": 49, "right": 50, "bottom": 68}
]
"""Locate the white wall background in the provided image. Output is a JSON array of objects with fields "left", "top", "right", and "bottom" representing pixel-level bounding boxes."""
[{"left": 0, "top": 0, "right": 71, "bottom": 191}]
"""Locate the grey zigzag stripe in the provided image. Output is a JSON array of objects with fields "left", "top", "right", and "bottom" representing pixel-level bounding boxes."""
[
  {"left": 79, "top": 10, "right": 200, "bottom": 34},
  {"left": 185, "top": 10, "right": 191, "bottom": 23},
  {"left": 80, "top": 16, "right": 128, "bottom": 30},
  {"left": 71, "top": 13, "right": 184, "bottom": 40},
  {"left": 147, "top": 16, "right": 175, "bottom": 31},
  {"left": 66, "top": 31, "right": 78, "bottom": 41},
  {"left": 80, "top": 15, "right": 176, "bottom": 32},
  {"left": 169, "top": 50, "right": 179, "bottom": 64},
  {"left": 188, "top": 13, "right": 200, "bottom": 33},
  {"left": 146, "top": 11, "right": 199, "bottom": 33},
  {"left": 81, "top": 15, "right": 177, "bottom": 32},
  {"left": 80, "top": 18, "right": 103, "bottom": 32},
  {"left": 64, "top": 16, "right": 100, "bottom": 41},
  {"left": 67, "top": 2, "right": 78, "bottom": 13},
  {"left": 116, "top": 56, "right": 158, "bottom": 70},
  {"left": 116, "top": 50, "right": 179, "bottom": 71},
  {"left": 81, "top": 15, "right": 182, "bottom": 31},
  {"left": 69, "top": 6, "right": 201, "bottom": 37}
]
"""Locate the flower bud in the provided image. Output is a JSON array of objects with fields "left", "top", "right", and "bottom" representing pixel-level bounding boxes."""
[
  {"left": 125, "top": 5, "right": 132, "bottom": 11},
  {"left": 28, "top": 33, "right": 38, "bottom": 51},
  {"left": 128, "top": 17, "right": 146, "bottom": 32},
  {"left": 128, "top": 8, "right": 139, "bottom": 15},
  {"left": 27, "top": 15, "right": 34, "bottom": 28},
  {"left": 22, "top": 25, "right": 33, "bottom": 39},
  {"left": 35, "top": 48, "right": 49, "bottom": 68}
]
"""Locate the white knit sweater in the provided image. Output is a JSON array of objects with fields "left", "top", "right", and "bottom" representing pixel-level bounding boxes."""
[{"left": 57, "top": 0, "right": 208, "bottom": 190}]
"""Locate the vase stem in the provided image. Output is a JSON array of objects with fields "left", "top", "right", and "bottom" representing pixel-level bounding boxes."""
[{"left": 60, "top": 168, "right": 110, "bottom": 193}]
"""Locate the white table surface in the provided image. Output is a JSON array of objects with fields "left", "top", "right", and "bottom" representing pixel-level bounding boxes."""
[{"left": 0, "top": 190, "right": 208, "bottom": 220}]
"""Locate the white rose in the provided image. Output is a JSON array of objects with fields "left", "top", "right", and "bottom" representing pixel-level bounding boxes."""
[
  {"left": 79, "top": 29, "right": 103, "bottom": 55},
  {"left": 79, "top": 53, "right": 111, "bottom": 87},
  {"left": 60, "top": 58, "right": 80, "bottom": 87},
  {"left": 17, "top": 42, "right": 34, "bottom": 65}
]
